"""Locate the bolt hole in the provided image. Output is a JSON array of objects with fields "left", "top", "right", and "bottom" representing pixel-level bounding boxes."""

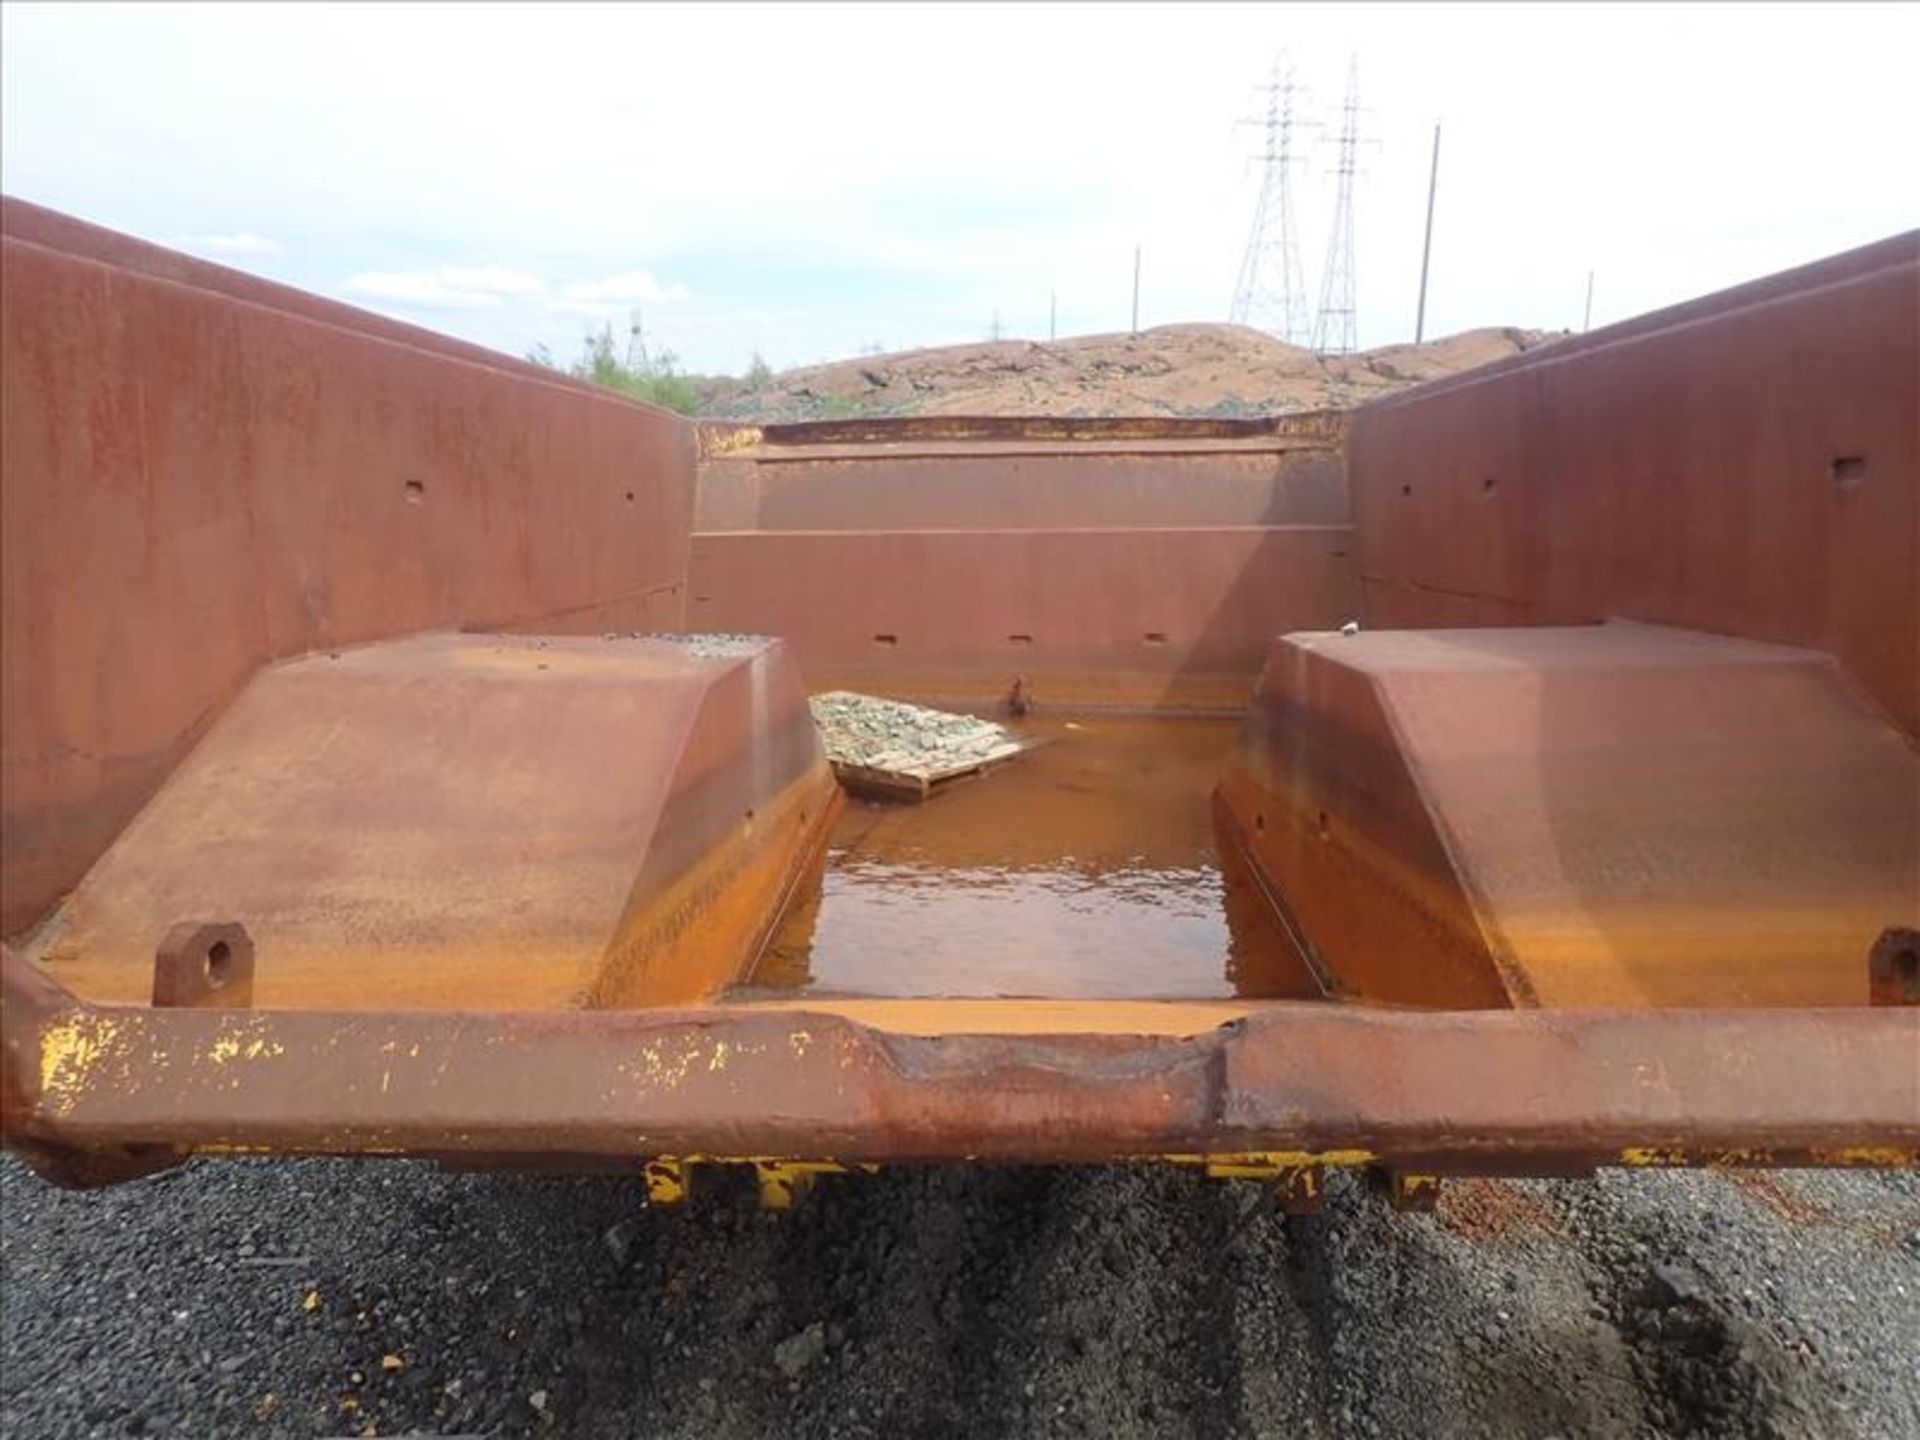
[
  {"left": 404, "top": 479, "right": 425, "bottom": 504},
  {"left": 1316, "top": 810, "right": 1331, "bottom": 840},
  {"left": 204, "top": 940, "right": 233, "bottom": 989},
  {"left": 1143, "top": 632, "right": 1169, "bottom": 645},
  {"left": 1482, "top": 476, "right": 1498, "bottom": 495},
  {"left": 624, "top": 490, "right": 636, "bottom": 502},
  {"left": 1254, "top": 812, "right": 1266, "bottom": 834},
  {"left": 1008, "top": 633, "right": 1033, "bottom": 646},
  {"left": 1831, "top": 455, "right": 1866, "bottom": 488},
  {"left": 745, "top": 808, "right": 755, "bottom": 822},
  {"left": 872, "top": 633, "right": 898, "bottom": 647},
  {"left": 1400, "top": 483, "right": 1413, "bottom": 498}
]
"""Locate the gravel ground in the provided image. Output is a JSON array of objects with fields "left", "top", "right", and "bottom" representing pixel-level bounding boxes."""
[{"left": 3, "top": 1155, "right": 1916, "bottom": 1438}]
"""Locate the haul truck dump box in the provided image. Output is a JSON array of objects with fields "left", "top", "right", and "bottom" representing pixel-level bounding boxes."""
[{"left": 3, "top": 199, "right": 1916, "bottom": 1202}]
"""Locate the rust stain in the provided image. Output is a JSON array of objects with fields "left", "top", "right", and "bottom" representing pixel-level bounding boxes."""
[
  {"left": 1436, "top": 1178, "right": 1568, "bottom": 1242},
  {"left": 1719, "top": 1170, "right": 1835, "bottom": 1226}
]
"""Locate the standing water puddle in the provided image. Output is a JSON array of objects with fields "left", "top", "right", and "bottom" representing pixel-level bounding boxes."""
[{"left": 741, "top": 714, "right": 1314, "bottom": 1000}]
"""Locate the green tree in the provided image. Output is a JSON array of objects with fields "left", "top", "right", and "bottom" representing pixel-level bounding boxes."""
[{"left": 529, "top": 324, "right": 701, "bottom": 415}]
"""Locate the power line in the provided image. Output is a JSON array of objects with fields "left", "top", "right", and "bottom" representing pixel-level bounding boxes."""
[
  {"left": 1414, "top": 123, "right": 1441, "bottom": 344},
  {"left": 1312, "top": 57, "right": 1363, "bottom": 356},
  {"left": 1229, "top": 57, "right": 1311, "bottom": 345}
]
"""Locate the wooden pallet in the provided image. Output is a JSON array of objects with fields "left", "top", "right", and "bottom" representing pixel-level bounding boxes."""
[
  {"left": 810, "top": 691, "right": 1039, "bottom": 803},
  {"left": 828, "top": 737, "right": 1036, "bottom": 802}
]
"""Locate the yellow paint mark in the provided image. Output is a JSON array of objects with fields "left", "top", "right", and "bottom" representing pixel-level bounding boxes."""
[
  {"left": 1812, "top": 1146, "right": 1918, "bottom": 1168},
  {"left": 381, "top": 1354, "right": 405, "bottom": 1373},
  {"left": 1391, "top": 1172, "right": 1443, "bottom": 1208},
  {"left": 1162, "top": 1149, "right": 1376, "bottom": 1175},
  {"left": 37, "top": 1014, "right": 123, "bottom": 1115},
  {"left": 752, "top": 1159, "right": 869, "bottom": 1210},
  {"left": 645, "top": 1156, "right": 879, "bottom": 1210},
  {"left": 644, "top": 1158, "right": 689, "bottom": 1206},
  {"left": 303, "top": 1290, "right": 321, "bottom": 1312},
  {"left": 1620, "top": 1146, "right": 1688, "bottom": 1167},
  {"left": 205, "top": 1026, "right": 285, "bottom": 1066}
]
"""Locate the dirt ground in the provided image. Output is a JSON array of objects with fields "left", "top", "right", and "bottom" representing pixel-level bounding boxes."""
[
  {"left": 4, "top": 1156, "right": 1917, "bottom": 1438},
  {"left": 695, "top": 323, "right": 1560, "bottom": 422}
]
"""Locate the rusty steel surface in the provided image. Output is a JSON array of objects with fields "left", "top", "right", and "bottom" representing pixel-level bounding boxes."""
[
  {"left": 688, "top": 411, "right": 1353, "bottom": 707},
  {"left": 21, "top": 633, "right": 840, "bottom": 1013},
  {"left": 1869, "top": 927, "right": 1920, "bottom": 1007},
  {"left": 688, "top": 528, "right": 1356, "bottom": 711},
  {"left": 151, "top": 922, "right": 256, "bottom": 1009},
  {"left": 1217, "top": 623, "right": 1920, "bottom": 1009},
  {"left": 4, "top": 945, "right": 1916, "bottom": 1187},
  {"left": 1348, "top": 230, "right": 1919, "bottom": 737},
  {"left": 0, "top": 202, "right": 698, "bottom": 937},
  {"left": 4, "top": 203, "right": 1916, "bottom": 1190},
  {"left": 730, "top": 412, "right": 1346, "bottom": 448},
  {"left": 695, "top": 442, "right": 1344, "bottom": 533}
]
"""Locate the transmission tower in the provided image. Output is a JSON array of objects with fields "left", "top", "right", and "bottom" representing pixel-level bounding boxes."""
[
  {"left": 625, "top": 308, "right": 650, "bottom": 368},
  {"left": 1312, "top": 58, "right": 1362, "bottom": 356},
  {"left": 1229, "top": 58, "right": 1310, "bottom": 344}
]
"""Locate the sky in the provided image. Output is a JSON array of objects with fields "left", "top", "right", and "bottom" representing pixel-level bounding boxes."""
[{"left": 3, "top": 2, "right": 1916, "bottom": 375}]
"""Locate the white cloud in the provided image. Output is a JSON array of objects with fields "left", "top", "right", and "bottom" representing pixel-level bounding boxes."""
[
  {"left": 437, "top": 264, "right": 546, "bottom": 296},
  {"left": 341, "top": 265, "right": 546, "bottom": 310},
  {"left": 561, "top": 270, "right": 689, "bottom": 304},
  {"left": 545, "top": 299, "right": 621, "bottom": 319},
  {"left": 173, "top": 232, "right": 280, "bottom": 256}
]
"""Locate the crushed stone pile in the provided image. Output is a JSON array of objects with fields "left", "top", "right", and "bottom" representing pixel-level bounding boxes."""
[{"left": 810, "top": 692, "right": 1031, "bottom": 800}]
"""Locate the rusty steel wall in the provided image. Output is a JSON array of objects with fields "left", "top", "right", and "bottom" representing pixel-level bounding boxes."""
[
  {"left": 1348, "top": 231, "right": 1920, "bottom": 737},
  {"left": 697, "top": 443, "right": 1347, "bottom": 532},
  {"left": 689, "top": 526, "right": 1357, "bottom": 709},
  {"left": 0, "top": 201, "right": 698, "bottom": 936},
  {"left": 1217, "top": 624, "right": 1920, "bottom": 1010},
  {"left": 26, "top": 633, "right": 838, "bottom": 1013},
  {"left": 688, "top": 422, "right": 1358, "bottom": 708}
]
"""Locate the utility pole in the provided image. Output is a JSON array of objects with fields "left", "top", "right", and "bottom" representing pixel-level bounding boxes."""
[
  {"left": 1230, "top": 56, "right": 1312, "bottom": 343},
  {"left": 1131, "top": 246, "right": 1141, "bottom": 333},
  {"left": 1583, "top": 270, "right": 1595, "bottom": 332},
  {"left": 1414, "top": 123, "right": 1441, "bottom": 344},
  {"left": 1311, "top": 58, "right": 1363, "bottom": 355}
]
